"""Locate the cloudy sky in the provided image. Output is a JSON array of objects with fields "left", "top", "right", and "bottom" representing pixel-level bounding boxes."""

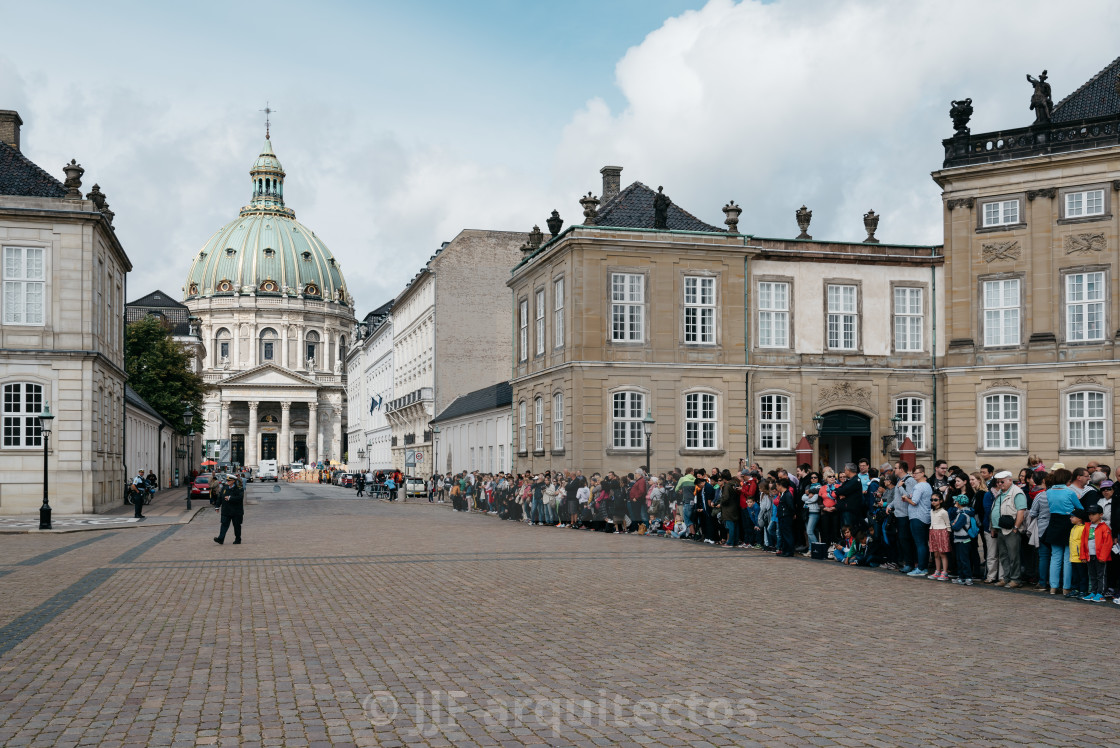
[{"left": 3, "top": 0, "right": 1119, "bottom": 313}]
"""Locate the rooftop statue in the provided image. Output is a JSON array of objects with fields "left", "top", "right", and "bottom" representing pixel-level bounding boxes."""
[
  {"left": 1027, "top": 70, "right": 1052, "bottom": 125},
  {"left": 949, "top": 98, "right": 973, "bottom": 136},
  {"left": 653, "top": 186, "right": 671, "bottom": 230}
]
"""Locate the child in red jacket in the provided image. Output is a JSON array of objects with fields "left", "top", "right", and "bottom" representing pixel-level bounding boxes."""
[{"left": 1080, "top": 505, "right": 1114, "bottom": 602}]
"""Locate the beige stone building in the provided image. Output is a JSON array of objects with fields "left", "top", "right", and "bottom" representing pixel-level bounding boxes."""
[
  {"left": 0, "top": 110, "right": 132, "bottom": 513},
  {"left": 509, "top": 167, "right": 945, "bottom": 476},
  {"left": 386, "top": 229, "right": 524, "bottom": 473},
  {"left": 934, "top": 57, "right": 1120, "bottom": 468}
]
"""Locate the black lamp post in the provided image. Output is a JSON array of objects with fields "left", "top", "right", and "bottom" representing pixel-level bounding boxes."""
[
  {"left": 641, "top": 408, "right": 655, "bottom": 474},
  {"left": 182, "top": 404, "right": 195, "bottom": 510},
  {"left": 38, "top": 401, "right": 54, "bottom": 530}
]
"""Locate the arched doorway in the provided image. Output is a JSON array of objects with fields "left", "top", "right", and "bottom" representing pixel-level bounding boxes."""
[{"left": 818, "top": 410, "right": 871, "bottom": 471}]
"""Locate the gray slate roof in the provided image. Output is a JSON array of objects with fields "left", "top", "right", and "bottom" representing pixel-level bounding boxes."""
[
  {"left": 0, "top": 141, "right": 67, "bottom": 198},
  {"left": 124, "top": 384, "right": 169, "bottom": 425},
  {"left": 1052, "top": 55, "right": 1120, "bottom": 123},
  {"left": 126, "top": 289, "right": 193, "bottom": 336},
  {"left": 432, "top": 382, "right": 512, "bottom": 424},
  {"left": 592, "top": 181, "right": 723, "bottom": 233}
]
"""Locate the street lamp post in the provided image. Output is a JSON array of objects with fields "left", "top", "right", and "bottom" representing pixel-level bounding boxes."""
[
  {"left": 38, "top": 401, "right": 55, "bottom": 530},
  {"left": 641, "top": 408, "right": 655, "bottom": 475},
  {"left": 432, "top": 425, "right": 441, "bottom": 474},
  {"left": 182, "top": 404, "right": 195, "bottom": 510}
]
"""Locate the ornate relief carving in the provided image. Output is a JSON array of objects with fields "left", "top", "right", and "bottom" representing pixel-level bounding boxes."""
[
  {"left": 986, "top": 379, "right": 1016, "bottom": 389},
  {"left": 1112, "top": 179, "right": 1120, "bottom": 191},
  {"left": 1070, "top": 375, "right": 1100, "bottom": 385},
  {"left": 1026, "top": 188, "right": 1056, "bottom": 201},
  {"left": 946, "top": 197, "right": 974, "bottom": 210},
  {"left": 818, "top": 382, "right": 874, "bottom": 412},
  {"left": 982, "top": 240, "right": 1021, "bottom": 262},
  {"left": 1064, "top": 232, "right": 1106, "bottom": 255}
]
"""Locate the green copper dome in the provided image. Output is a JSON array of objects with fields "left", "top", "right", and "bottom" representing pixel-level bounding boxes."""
[{"left": 183, "top": 137, "right": 350, "bottom": 306}]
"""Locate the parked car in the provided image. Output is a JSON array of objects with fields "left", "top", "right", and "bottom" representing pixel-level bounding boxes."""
[
  {"left": 191, "top": 475, "right": 212, "bottom": 503},
  {"left": 240, "top": 467, "right": 255, "bottom": 483},
  {"left": 405, "top": 477, "right": 427, "bottom": 498},
  {"left": 338, "top": 473, "right": 356, "bottom": 488}
]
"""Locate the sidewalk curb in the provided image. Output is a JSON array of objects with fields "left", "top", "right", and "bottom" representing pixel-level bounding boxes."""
[{"left": 0, "top": 504, "right": 209, "bottom": 535}]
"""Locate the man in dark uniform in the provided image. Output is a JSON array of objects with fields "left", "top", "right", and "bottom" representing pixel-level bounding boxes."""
[{"left": 214, "top": 475, "right": 244, "bottom": 545}]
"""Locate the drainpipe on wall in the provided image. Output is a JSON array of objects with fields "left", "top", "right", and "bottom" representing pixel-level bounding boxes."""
[
  {"left": 931, "top": 256, "right": 938, "bottom": 462},
  {"left": 743, "top": 251, "right": 751, "bottom": 466}
]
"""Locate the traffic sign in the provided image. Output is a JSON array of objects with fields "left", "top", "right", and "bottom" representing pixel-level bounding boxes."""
[{"left": 414, "top": 452, "right": 424, "bottom": 463}]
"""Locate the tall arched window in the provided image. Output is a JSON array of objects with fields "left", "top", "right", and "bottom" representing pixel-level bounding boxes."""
[
  {"left": 305, "top": 331, "right": 320, "bottom": 369},
  {"left": 2, "top": 382, "right": 44, "bottom": 448},
  {"left": 215, "top": 328, "right": 231, "bottom": 366},
  {"left": 259, "top": 327, "right": 278, "bottom": 362}
]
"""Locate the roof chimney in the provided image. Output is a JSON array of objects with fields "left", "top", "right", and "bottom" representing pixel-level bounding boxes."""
[
  {"left": 600, "top": 165, "right": 622, "bottom": 203},
  {"left": 0, "top": 110, "right": 23, "bottom": 152}
]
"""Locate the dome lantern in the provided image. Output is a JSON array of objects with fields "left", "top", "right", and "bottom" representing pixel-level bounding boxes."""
[{"left": 242, "top": 137, "right": 295, "bottom": 219}]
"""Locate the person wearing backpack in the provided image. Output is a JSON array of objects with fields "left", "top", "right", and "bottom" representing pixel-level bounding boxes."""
[{"left": 951, "top": 494, "right": 976, "bottom": 585}]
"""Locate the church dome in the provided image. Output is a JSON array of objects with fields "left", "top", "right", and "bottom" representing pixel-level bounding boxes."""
[{"left": 183, "top": 137, "right": 351, "bottom": 306}]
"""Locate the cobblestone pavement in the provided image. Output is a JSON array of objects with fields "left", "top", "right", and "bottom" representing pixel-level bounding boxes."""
[
  {"left": 0, "top": 487, "right": 203, "bottom": 533},
  {"left": 0, "top": 481, "right": 1116, "bottom": 747}
]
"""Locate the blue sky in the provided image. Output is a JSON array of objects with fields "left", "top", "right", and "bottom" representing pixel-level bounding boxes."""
[{"left": 2, "top": 0, "right": 1119, "bottom": 312}]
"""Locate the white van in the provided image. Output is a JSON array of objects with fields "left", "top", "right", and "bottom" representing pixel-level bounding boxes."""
[{"left": 258, "top": 460, "right": 279, "bottom": 482}]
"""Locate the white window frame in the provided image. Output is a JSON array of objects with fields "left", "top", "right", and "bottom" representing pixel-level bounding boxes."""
[
  {"left": 758, "top": 281, "right": 789, "bottom": 348},
  {"left": 982, "top": 199, "right": 1020, "bottom": 227},
  {"left": 3, "top": 247, "right": 46, "bottom": 326},
  {"left": 518, "top": 400, "right": 526, "bottom": 452},
  {"left": 684, "top": 392, "right": 717, "bottom": 449},
  {"left": 535, "top": 289, "right": 545, "bottom": 355},
  {"left": 533, "top": 396, "right": 544, "bottom": 451},
  {"left": 683, "top": 276, "right": 715, "bottom": 344},
  {"left": 552, "top": 392, "right": 563, "bottom": 450},
  {"left": 1067, "top": 390, "right": 1107, "bottom": 450},
  {"left": 611, "top": 391, "right": 645, "bottom": 449},
  {"left": 893, "top": 287, "right": 923, "bottom": 352},
  {"left": 2, "top": 382, "right": 44, "bottom": 448},
  {"left": 983, "top": 278, "right": 1021, "bottom": 347},
  {"left": 826, "top": 284, "right": 857, "bottom": 350},
  {"left": 518, "top": 299, "right": 528, "bottom": 362},
  {"left": 498, "top": 443, "right": 505, "bottom": 472},
  {"left": 553, "top": 278, "right": 564, "bottom": 348},
  {"left": 894, "top": 397, "right": 926, "bottom": 451},
  {"left": 610, "top": 273, "right": 644, "bottom": 342},
  {"left": 1064, "top": 189, "right": 1105, "bottom": 218},
  {"left": 758, "top": 394, "right": 790, "bottom": 451},
  {"left": 983, "top": 393, "right": 1021, "bottom": 451},
  {"left": 1065, "top": 271, "right": 1106, "bottom": 342}
]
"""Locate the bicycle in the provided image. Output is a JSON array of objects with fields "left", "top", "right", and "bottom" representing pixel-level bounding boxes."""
[{"left": 124, "top": 484, "right": 154, "bottom": 506}]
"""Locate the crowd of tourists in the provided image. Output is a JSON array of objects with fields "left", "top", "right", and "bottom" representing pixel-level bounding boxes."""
[{"left": 424, "top": 457, "right": 1118, "bottom": 603}]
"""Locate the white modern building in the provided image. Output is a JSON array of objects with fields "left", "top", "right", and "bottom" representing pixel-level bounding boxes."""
[
  {"left": 430, "top": 382, "right": 512, "bottom": 476},
  {"left": 0, "top": 110, "right": 132, "bottom": 514},
  {"left": 183, "top": 132, "right": 356, "bottom": 468},
  {"left": 346, "top": 300, "right": 393, "bottom": 472}
]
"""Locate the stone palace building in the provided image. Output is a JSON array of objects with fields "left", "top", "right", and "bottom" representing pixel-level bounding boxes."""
[{"left": 184, "top": 132, "right": 355, "bottom": 468}]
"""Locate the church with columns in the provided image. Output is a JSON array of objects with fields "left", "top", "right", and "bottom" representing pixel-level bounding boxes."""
[{"left": 183, "top": 131, "right": 355, "bottom": 467}]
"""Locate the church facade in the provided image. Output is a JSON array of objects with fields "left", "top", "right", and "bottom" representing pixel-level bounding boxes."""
[{"left": 184, "top": 134, "right": 355, "bottom": 468}]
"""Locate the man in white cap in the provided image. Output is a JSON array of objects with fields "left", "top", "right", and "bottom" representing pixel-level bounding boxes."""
[{"left": 989, "top": 470, "right": 1027, "bottom": 588}]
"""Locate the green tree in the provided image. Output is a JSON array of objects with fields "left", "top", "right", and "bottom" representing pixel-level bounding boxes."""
[{"left": 124, "top": 315, "right": 207, "bottom": 431}]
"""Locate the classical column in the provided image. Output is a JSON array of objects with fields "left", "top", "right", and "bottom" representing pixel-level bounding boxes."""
[
  {"left": 247, "top": 401, "right": 259, "bottom": 467},
  {"left": 280, "top": 402, "right": 291, "bottom": 465},
  {"left": 308, "top": 402, "right": 319, "bottom": 464},
  {"left": 333, "top": 405, "right": 343, "bottom": 463},
  {"left": 233, "top": 326, "right": 241, "bottom": 370},
  {"left": 317, "top": 407, "right": 326, "bottom": 461},
  {"left": 219, "top": 401, "right": 229, "bottom": 441},
  {"left": 297, "top": 328, "right": 305, "bottom": 370},
  {"left": 280, "top": 326, "right": 289, "bottom": 369}
]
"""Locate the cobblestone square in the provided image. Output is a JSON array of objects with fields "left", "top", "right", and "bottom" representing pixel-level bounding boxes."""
[{"left": 0, "top": 482, "right": 1116, "bottom": 747}]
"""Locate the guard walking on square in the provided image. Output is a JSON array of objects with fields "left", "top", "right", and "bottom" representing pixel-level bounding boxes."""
[{"left": 214, "top": 474, "right": 244, "bottom": 545}]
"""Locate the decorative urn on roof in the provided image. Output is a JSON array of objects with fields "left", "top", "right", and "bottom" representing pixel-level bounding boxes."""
[
  {"left": 546, "top": 210, "right": 563, "bottom": 238},
  {"left": 795, "top": 205, "right": 813, "bottom": 240},
  {"left": 722, "top": 200, "right": 742, "bottom": 233},
  {"left": 863, "top": 209, "right": 880, "bottom": 244}
]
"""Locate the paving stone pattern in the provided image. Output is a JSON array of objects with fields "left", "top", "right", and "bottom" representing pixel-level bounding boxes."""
[{"left": 0, "top": 481, "right": 1116, "bottom": 747}]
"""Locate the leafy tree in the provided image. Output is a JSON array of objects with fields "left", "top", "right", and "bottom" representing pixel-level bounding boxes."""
[{"left": 124, "top": 315, "right": 207, "bottom": 431}]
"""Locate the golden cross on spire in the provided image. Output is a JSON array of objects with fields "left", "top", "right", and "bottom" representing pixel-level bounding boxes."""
[{"left": 261, "top": 102, "right": 276, "bottom": 139}]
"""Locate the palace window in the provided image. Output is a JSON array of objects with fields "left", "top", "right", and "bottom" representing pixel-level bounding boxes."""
[
  {"left": 983, "top": 279, "right": 1020, "bottom": 347},
  {"left": 518, "top": 400, "right": 526, "bottom": 452},
  {"left": 984, "top": 393, "right": 1021, "bottom": 450},
  {"left": 3, "top": 247, "right": 45, "bottom": 326},
  {"left": 553, "top": 278, "right": 564, "bottom": 348},
  {"left": 535, "top": 289, "right": 545, "bottom": 355},
  {"left": 683, "top": 276, "right": 715, "bottom": 344},
  {"left": 893, "top": 287, "right": 923, "bottom": 352},
  {"left": 1064, "top": 189, "right": 1105, "bottom": 218},
  {"left": 982, "top": 200, "right": 1020, "bottom": 227},
  {"left": 552, "top": 392, "right": 563, "bottom": 450},
  {"left": 534, "top": 396, "right": 544, "bottom": 451},
  {"left": 894, "top": 397, "right": 926, "bottom": 451},
  {"left": 826, "top": 284, "right": 857, "bottom": 350},
  {"left": 2, "top": 382, "right": 43, "bottom": 448},
  {"left": 758, "top": 281, "right": 789, "bottom": 348},
  {"left": 685, "top": 392, "right": 717, "bottom": 449},
  {"left": 758, "top": 394, "right": 790, "bottom": 451},
  {"left": 260, "top": 327, "right": 278, "bottom": 362},
  {"left": 1067, "top": 391, "right": 1106, "bottom": 450},
  {"left": 518, "top": 299, "right": 528, "bottom": 362},
  {"left": 1066, "top": 271, "right": 1105, "bottom": 342},
  {"left": 612, "top": 391, "right": 645, "bottom": 449},
  {"left": 610, "top": 273, "right": 644, "bottom": 342}
]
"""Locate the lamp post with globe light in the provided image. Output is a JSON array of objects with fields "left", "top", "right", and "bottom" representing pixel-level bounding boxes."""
[
  {"left": 642, "top": 408, "right": 655, "bottom": 475},
  {"left": 38, "top": 401, "right": 54, "bottom": 530},
  {"left": 182, "top": 404, "right": 195, "bottom": 510}
]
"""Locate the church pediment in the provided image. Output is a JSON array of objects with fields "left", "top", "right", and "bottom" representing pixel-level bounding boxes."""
[{"left": 220, "top": 363, "right": 320, "bottom": 388}]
